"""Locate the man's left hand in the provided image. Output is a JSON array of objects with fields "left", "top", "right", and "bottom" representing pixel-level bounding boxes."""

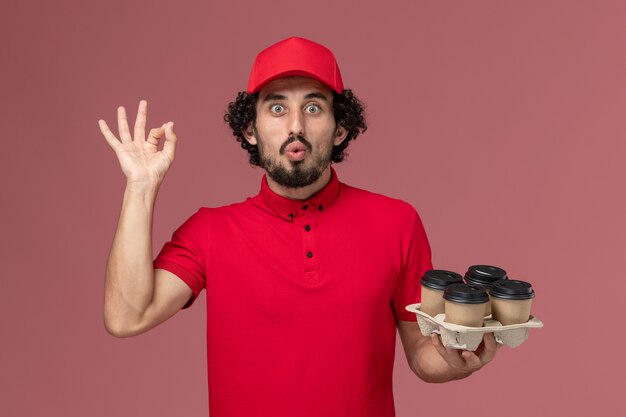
[{"left": 430, "top": 332, "right": 500, "bottom": 374}]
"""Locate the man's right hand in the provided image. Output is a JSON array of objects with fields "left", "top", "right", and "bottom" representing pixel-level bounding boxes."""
[
  {"left": 99, "top": 99, "right": 191, "bottom": 337},
  {"left": 98, "top": 100, "right": 177, "bottom": 186}
]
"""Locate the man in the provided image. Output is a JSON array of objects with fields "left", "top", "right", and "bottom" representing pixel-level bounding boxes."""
[{"left": 99, "top": 37, "right": 498, "bottom": 417}]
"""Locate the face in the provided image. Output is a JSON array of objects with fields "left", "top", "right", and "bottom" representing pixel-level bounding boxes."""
[{"left": 244, "top": 77, "right": 347, "bottom": 188}]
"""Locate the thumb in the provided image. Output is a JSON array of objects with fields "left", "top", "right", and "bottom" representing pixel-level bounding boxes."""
[{"left": 162, "top": 122, "right": 178, "bottom": 163}]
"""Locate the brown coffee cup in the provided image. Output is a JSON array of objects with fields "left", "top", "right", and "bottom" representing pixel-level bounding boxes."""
[
  {"left": 443, "top": 284, "right": 489, "bottom": 327},
  {"left": 464, "top": 265, "right": 508, "bottom": 316},
  {"left": 489, "top": 279, "right": 535, "bottom": 325},
  {"left": 420, "top": 270, "right": 463, "bottom": 317}
]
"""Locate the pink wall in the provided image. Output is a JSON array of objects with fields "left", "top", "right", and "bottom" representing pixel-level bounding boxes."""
[{"left": 2, "top": 1, "right": 624, "bottom": 415}]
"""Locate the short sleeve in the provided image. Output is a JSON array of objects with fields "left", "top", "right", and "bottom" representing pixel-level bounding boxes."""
[
  {"left": 153, "top": 208, "right": 209, "bottom": 309},
  {"left": 392, "top": 207, "right": 433, "bottom": 321}
]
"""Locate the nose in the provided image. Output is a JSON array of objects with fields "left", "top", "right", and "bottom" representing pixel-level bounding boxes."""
[{"left": 289, "top": 108, "right": 304, "bottom": 137}]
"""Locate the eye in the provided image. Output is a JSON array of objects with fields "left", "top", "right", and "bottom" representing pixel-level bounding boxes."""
[
  {"left": 270, "top": 104, "right": 284, "bottom": 114},
  {"left": 305, "top": 104, "right": 320, "bottom": 114}
]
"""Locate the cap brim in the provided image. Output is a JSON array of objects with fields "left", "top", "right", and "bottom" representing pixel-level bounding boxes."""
[{"left": 248, "top": 69, "right": 342, "bottom": 94}]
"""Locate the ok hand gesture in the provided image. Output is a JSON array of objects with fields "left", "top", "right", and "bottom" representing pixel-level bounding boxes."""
[{"left": 99, "top": 100, "right": 177, "bottom": 186}]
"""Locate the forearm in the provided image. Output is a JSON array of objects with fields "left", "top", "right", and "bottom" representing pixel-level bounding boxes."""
[{"left": 104, "top": 182, "right": 159, "bottom": 335}]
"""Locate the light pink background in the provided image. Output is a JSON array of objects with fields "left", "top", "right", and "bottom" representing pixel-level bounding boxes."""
[{"left": 2, "top": 1, "right": 624, "bottom": 416}]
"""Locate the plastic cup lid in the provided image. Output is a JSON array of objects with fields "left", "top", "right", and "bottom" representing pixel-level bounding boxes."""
[
  {"left": 443, "top": 283, "right": 489, "bottom": 304},
  {"left": 489, "top": 279, "right": 535, "bottom": 300},
  {"left": 464, "top": 265, "right": 508, "bottom": 287},
  {"left": 420, "top": 270, "right": 463, "bottom": 291}
]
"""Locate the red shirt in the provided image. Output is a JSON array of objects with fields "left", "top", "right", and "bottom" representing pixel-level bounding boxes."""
[{"left": 153, "top": 168, "right": 432, "bottom": 417}]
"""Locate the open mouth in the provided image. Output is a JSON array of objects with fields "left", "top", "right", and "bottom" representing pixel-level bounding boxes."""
[{"left": 284, "top": 142, "right": 308, "bottom": 161}]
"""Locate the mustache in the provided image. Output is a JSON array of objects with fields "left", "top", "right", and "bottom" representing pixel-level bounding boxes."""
[{"left": 279, "top": 135, "right": 313, "bottom": 154}]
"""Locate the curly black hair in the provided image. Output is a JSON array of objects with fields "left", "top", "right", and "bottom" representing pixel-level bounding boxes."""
[{"left": 224, "top": 89, "right": 367, "bottom": 166}]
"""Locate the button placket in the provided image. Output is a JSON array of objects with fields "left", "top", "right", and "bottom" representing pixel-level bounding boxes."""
[{"left": 298, "top": 207, "right": 320, "bottom": 285}]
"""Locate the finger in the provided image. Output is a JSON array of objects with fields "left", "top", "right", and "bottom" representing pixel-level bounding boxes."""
[
  {"left": 460, "top": 350, "right": 482, "bottom": 369},
  {"left": 133, "top": 100, "right": 148, "bottom": 142},
  {"left": 98, "top": 119, "right": 120, "bottom": 150},
  {"left": 147, "top": 124, "right": 166, "bottom": 147},
  {"left": 431, "top": 334, "right": 465, "bottom": 369},
  {"left": 430, "top": 333, "right": 445, "bottom": 352},
  {"left": 479, "top": 333, "right": 499, "bottom": 364},
  {"left": 162, "top": 121, "right": 178, "bottom": 162},
  {"left": 431, "top": 333, "right": 452, "bottom": 357},
  {"left": 117, "top": 106, "right": 132, "bottom": 143}
]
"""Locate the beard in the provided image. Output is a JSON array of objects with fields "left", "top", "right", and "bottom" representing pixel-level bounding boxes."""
[{"left": 254, "top": 127, "right": 333, "bottom": 189}]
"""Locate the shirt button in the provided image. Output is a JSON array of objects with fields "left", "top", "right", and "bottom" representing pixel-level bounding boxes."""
[
  {"left": 302, "top": 204, "right": 308, "bottom": 210},
  {"left": 288, "top": 213, "right": 294, "bottom": 220},
  {"left": 318, "top": 205, "right": 324, "bottom": 211},
  {"left": 306, "top": 251, "right": 313, "bottom": 258},
  {"left": 304, "top": 225, "right": 311, "bottom": 232}
]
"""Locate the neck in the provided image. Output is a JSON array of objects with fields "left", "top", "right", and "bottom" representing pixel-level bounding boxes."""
[{"left": 265, "top": 166, "right": 332, "bottom": 200}]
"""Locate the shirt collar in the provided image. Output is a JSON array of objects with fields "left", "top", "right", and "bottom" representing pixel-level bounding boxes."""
[{"left": 259, "top": 167, "right": 341, "bottom": 221}]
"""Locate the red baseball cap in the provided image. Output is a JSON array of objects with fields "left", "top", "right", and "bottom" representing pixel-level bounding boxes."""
[{"left": 247, "top": 37, "right": 344, "bottom": 94}]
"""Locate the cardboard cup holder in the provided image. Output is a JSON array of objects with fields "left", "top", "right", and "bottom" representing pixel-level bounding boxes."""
[{"left": 405, "top": 303, "right": 543, "bottom": 351}]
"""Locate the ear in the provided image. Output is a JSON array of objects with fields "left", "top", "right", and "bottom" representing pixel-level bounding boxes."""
[
  {"left": 243, "top": 123, "right": 257, "bottom": 145},
  {"left": 333, "top": 124, "right": 348, "bottom": 146}
]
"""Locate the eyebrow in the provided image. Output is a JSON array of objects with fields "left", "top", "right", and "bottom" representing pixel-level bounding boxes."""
[
  {"left": 262, "top": 92, "right": 329, "bottom": 102},
  {"left": 262, "top": 93, "right": 287, "bottom": 102},
  {"left": 304, "top": 92, "right": 329, "bottom": 101}
]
